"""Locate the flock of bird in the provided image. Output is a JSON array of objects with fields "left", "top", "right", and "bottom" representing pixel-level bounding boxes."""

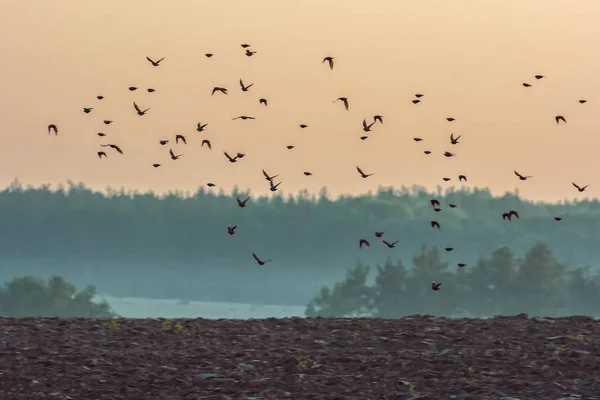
[{"left": 46, "top": 46, "right": 591, "bottom": 293}]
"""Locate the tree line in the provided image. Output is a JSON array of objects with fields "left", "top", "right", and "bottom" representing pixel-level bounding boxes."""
[
  {"left": 1, "top": 179, "right": 599, "bottom": 303},
  {"left": 306, "top": 243, "right": 600, "bottom": 318}
]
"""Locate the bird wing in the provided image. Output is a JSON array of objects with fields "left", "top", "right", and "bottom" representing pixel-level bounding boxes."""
[
  {"left": 133, "top": 102, "right": 141, "bottom": 113},
  {"left": 252, "top": 252, "right": 261, "bottom": 262},
  {"left": 356, "top": 166, "right": 365, "bottom": 175},
  {"left": 157, "top": 57, "right": 165, "bottom": 63},
  {"left": 146, "top": 56, "right": 155, "bottom": 64},
  {"left": 262, "top": 169, "right": 271, "bottom": 179},
  {"left": 572, "top": 182, "right": 581, "bottom": 190}
]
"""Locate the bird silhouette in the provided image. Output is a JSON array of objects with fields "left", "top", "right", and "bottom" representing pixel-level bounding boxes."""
[
  {"left": 262, "top": 169, "right": 279, "bottom": 182},
  {"left": 133, "top": 102, "right": 150, "bottom": 116},
  {"left": 100, "top": 144, "right": 123, "bottom": 155},
  {"left": 211, "top": 87, "right": 228, "bottom": 96},
  {"left": 322, "top": 56, "right": 334, "bottom": 70},
  {"left": 146, "top": 56, "right": 165, "bottom": 66},
  {"left": 201, "top": 139, "right": 212, "bottom": 150},
  {"left": 48, "top": 124, "right": 58, "bottom": 135},
  {"left": 240, "top": 79, "right": 254, "bottom": 91},
  {"left": 572, "top": 182, "right": 589, "bottom": 192},
  {"left": 356, "top": 166, "right": 374, "bottom": 178},
  {"left": 237, "top": 196, "right": 250, "bottom": 208},
  {"left": 169, "top": 149, "right": 183, "bottom": 160},
  {"left": 252, "top": 252, "right": 271, "bottom": 265},
  {"left": 514, "top": 170, "right": 533, "bottom": 181},
  {"left": 334, "top": 97, "right": 349, "bottom": 110}
]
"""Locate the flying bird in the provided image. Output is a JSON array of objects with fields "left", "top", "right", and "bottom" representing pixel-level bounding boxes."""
[
  {"left": 262, "top": 169, "right": 279, "bottom": 182},
  {"left": 205, "top": 53, "right": 214, "bottom": 58},
  {"left": 245, "top": 49, "right": 257, "bottom": 57},
  {"left": 373, "top": 115, "right": 384, "bottom": 124},
  {"left": 147, "top": 88, "right": 156, "bottom": 93},
  {"left": 133, "top": 102, "right": 150, "bottom": 116},
  {"left": 535, "top": 75, "right": 544, "bottom": 79},
  {"left": 432, "top": 281, "right": 442, "bottom": 291},
  {"left": 431, "top": 221, "right": 440, "bottom": 229},
  {"left": 413, "top": 137, "right": 423, "bottom": 142},
  {"left": 356, "top": 166, "right": 374, "bottom": 179},
  {"left": 458, "top": 175, "right": 467, "bottom": 182},
  {"left": 430, "top": 200, "right": 440, "bottom": 207},
  {"left": 555, "top": 115, "right": 567, "bottom": 124},
  {"left": 412, "top": 99, "right": 421, "bottom": 104},
  {"left": 224, "top": 152, "right": 238, "bottom": 163},
  {"left": 241, "top": 44, "right": 251, "bottom": 48},
  {"left": 211, "top": 87, "right": 228, "bottom": 96},
  {"left": 146, "top": 56, "right": 165, "bottom": 66},
  {"left": 83, "top": 108, "right": 93, "bottom": 113},
  {"left": 375, "top": 232, "right": 384, "bottom": 238},
  {"left": 514, "top": 170, "right": 533, "bottom": 181},
  {"left": 207, "top": 183, "right": 216, "bottom": 187},
  {"left": 201, "top": 139, "right": 212, "bottom": 150},
  {"left": 382, "top": 240, "right": 399, "bottom": 248},
  {"left": 359, "top": 239, "right": 370, "bottom": 248},
  {"left": 579, "top": 99, "right": 587, "bottom": 104},
  {"left": 97, "top": 133, "right": 106, "bottom": 137},
  {"left": 152, "top": 163, "right": 161, "bottom": 168},
  {"left": 303, "top": 171, "right": 312, "bottom": 176},
  {"left": 237, "top": 196, "right": 250, "bottom": 208},
  {"left": 502, "top": 210, "right": 520, "bottom": 221},
  {"left": 252, "top": 252, "right": 271, "bottom": 265},
  {"left": 232, "top": 115, "right": 256, "bottom": 120},
  {"left": 159, "top": 140, "right": 169, "bottom": 145},
  {"left": 96, "top": 95, "right": 104, "bottom": 100},
  {"left": 169, "top": 149, "right": 183, "bottom": 160},
  {"left": 446, "top": 117, "right": 455, "bottom": 122},
  {"left": 175, "top": 134, "right": 187, "bottom": 145},
  {"left": 362, "top": 119, "right": 375, "bottom": 132},
  {"left": 334, "top": 97, "right": 349, "bottom": 110},
  {"left": 445, "top": 247, "right": 454, "bottom": 252},
  {"left": 100, "top": 144, "right": 123, "bottom": 155},
  {"left": 286, "top": 145, "right": 295, "bottom": 150},
  {"left": 443, "top": 151, "right": 455, "bottom": 158},
  {"left": 103, "top": 120, "right": 113, "bottom": 125},
  {"left": 450, "top": 133, "right": 461, "bottom": 144},
  {"left": 299, "top": 124, "right": 308, "bottom": 129},
  {"left": 239, "top": 79, "right": 254, "bottom": 91},
  {"left": 128, "top": 86, "right": 137, "bottom": 91},
  {"left": 48, "top": 124, "right": 58, "bottom": 135},
  {"left": 260, "top": 98, "right": 268, "bottom": 106},
  {"left": 269, "top": 180, "right": 282, "bottom": 192},
  {"left": 97, "top": 151, "right": 107, "bottom": 159},
  {"left": 322, "top": 56, "right": 334, "bottom": 70},
  {"left": 197, "top": 122, "right": 208, "bottom": 132},
  {"left": 228, "top": 225, "right": 237, "bottom": 235},
  {"left": 572, "top": 182, "right": 589, "bottom": 192},
  {"left": 522, "top": 83, "right": 532, "bottom": 87}
]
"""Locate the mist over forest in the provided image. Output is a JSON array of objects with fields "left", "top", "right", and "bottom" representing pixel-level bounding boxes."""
[{"left": 2, "top": 179, "right": 599, "bottom": 309}]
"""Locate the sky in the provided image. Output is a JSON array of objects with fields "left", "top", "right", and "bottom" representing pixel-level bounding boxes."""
[{"left": 1, "top": 0, "right": 600, "bottom": 202}]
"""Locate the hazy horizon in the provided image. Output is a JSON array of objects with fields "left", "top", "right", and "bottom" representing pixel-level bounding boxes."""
[{"left": 3, "top": 0, "right": 600, "bottom": 203}]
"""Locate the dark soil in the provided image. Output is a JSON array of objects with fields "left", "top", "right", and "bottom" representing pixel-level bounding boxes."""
[{"left": 0, "top": 315, "right": 599, "bottom": 399}]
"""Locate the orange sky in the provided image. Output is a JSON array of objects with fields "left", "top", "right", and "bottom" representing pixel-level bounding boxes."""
[{"left": 2, "top": 0, "right": 600, "bottom": 202}]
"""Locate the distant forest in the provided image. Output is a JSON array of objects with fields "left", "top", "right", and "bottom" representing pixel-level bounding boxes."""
[
  {"left": 1, "top": 179, "right": 599, "bottom": 304},
  {"left": 306, "top": 243, "right": 600, "bottom": 318}
]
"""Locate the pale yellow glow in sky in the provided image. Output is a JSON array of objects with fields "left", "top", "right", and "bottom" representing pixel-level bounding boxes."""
[{"left": 2, "top": 0, "right": 600, "bottom": 202}]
